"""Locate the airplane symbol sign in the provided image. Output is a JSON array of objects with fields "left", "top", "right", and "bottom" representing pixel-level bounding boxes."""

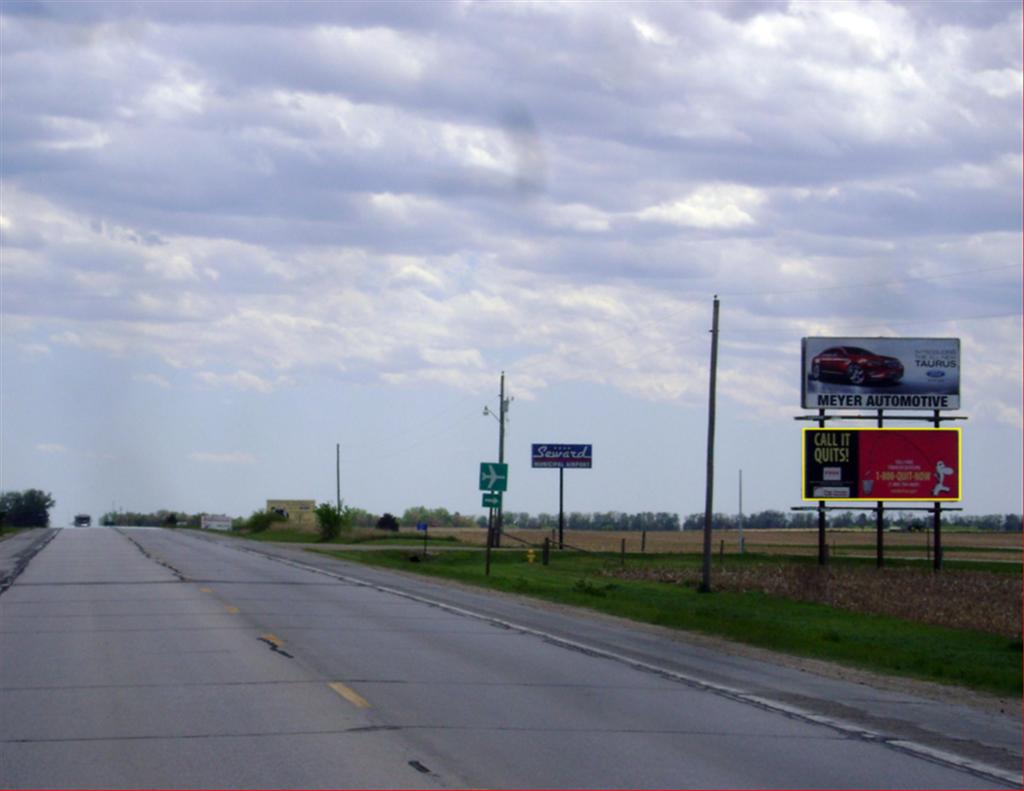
[{"left": 478, "top": 462, "right": 508, "bottom": 492}]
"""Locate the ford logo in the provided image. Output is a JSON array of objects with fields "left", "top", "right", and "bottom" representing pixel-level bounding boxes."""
[{"left": 926, "top": 370, "right": 946, "bottom": 379}]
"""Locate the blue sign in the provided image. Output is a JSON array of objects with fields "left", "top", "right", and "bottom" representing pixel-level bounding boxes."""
[
  {"left": 531, "top": 444, "right": 593, "bottom": 469},
  {"left": 416, "top": 522, "right": 428, "bottom": 531}
]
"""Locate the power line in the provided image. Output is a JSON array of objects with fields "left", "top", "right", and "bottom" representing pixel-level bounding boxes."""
[{"left": 718, "top": 264, "right": 1018, "bottom": 299}]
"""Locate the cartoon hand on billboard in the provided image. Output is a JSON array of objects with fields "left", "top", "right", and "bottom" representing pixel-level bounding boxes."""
[{"left": 932, "top": 460, "right": 955, "bottom": 497}]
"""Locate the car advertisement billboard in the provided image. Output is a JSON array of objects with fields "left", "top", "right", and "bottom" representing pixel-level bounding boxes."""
[
  {"left": 802, "top": 428, "right": 961, "bottom": 501},
  {"left": 531, "top": 444, "right": 593, "bottom": 468},
  {"left": 802, "top": 337, "right": 960, "bottom": 410}
]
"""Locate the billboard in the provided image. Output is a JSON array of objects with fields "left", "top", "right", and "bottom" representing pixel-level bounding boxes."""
[
  {"left": 531, "top": 444, "right": 593, "bottom": 468},
  {"left": 802, "top": 337, "right": 960, "bottom": 410},
  {"left": 802, "top": 428, "right": 961, "bottom": 501},
  {"left": 201, "top": 514, "right": 233, "bottom": 531}
]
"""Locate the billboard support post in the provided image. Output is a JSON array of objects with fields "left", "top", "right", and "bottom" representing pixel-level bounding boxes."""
[
  {"left": 876, "top": 410, "right": 884, "bottom": 568},
  {"left": 817, "top": 409, "right": 827, "bottom": 566},
  {"left": 485, "top": 508, "right": 493, "bottom": 575},
  {"left": 558, "top": 467, "right": 565, "bottom": 550},
  {"left": 933, "top": 409, "right": 943, "bottom": 570}
]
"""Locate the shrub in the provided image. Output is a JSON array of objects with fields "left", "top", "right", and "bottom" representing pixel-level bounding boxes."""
[
  {"left": 315, "top": 502, "right": 352, "bottom": 542},
  {"left": 376, "top": 513, "right": 399, "bottom": 532},
  {"left": 245, "top": 510, "right": 285, "bottom": 534}
]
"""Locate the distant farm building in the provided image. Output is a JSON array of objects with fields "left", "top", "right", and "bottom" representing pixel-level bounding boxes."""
[{"left": 266, "top": 499, "right": 317, "bottom": 528}]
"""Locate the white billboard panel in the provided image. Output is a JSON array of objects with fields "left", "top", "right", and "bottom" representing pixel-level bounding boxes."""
[
  {"left": 802, "top": 337, "right": 960, "bottom": 410},
  {"left": 201, "top": 514, "right": 233, "bottom": 531}
]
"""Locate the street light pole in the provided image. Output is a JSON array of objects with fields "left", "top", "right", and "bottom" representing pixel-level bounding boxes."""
[
  {"left": 482, "top": 371, "right": 511, "bottom": 549},
  {"left": 496, "top": 371, "right": 507, "bottom": 548}
]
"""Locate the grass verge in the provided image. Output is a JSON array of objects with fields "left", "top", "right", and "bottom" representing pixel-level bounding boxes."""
[
  {"left": 204, "top": 527, "right": 463, "bottom": 546},
  {"left": 312, "top": 547, "right": 1022, "bottom": 698}
]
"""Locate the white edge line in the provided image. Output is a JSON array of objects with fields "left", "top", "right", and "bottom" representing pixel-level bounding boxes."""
[{"left": 188, "top": 532, "right": 1024, "bottom": 788}]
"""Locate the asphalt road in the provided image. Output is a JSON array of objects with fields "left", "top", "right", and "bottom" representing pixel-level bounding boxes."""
[{"left": 1, "top": 528, "right": 1019, "bottom": 789}]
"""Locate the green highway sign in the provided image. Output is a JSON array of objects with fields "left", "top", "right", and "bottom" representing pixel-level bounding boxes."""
[
  {"left": 482, "top": 492, "right": 502, "bottom": 508},
  {"left": 479, "top": 462, "right": 508, "bottom": 492}
]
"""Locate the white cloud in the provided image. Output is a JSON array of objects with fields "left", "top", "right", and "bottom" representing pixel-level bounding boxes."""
[
  {"left": 546, "top": 203, "right": 612, "bottom": 233},
  {"left": 142, "top": 70, "right": 208, "bottom": 118},
  {"left": 38, "top": 116, "right": 111, "bottom": 151},
  {"left": 19, "top": 343, "right": 51, "bottom": 357},
  {"left": 636, "top": 185, "right": 765, "bottom": 229},
  {"left": 36, "top": 442, "right": 70, "bottom": 454},
  {"left": 189, "top": 451, "right": 257, "bottom": 465},
  {"left": 631, "top": 17, "right": 676, "bottom": 46},
  {"left": 145, "top": 254, "right": 198, "bottom": 281},
  {"left": 195, "top": 370, "right": 291, "bottom": 393}
]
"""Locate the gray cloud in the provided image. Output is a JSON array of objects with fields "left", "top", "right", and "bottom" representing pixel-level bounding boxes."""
[{"left": 2, "top": 0, "right": 1020, "bottom": 420}]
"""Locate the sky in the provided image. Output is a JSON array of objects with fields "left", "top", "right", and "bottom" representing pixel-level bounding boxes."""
[{"left": 2, "top": 0, "right": 1021, "bottom": 527}]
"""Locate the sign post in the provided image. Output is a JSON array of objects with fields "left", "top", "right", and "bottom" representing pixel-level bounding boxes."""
[
  {"left": 416, "top": 521, "right": 428, "bottom": 558},
  {"left": 479, "top": 462, "right": 508, "bottom": 569},
  {"left": 531, "top": 444, "right": 592, "bottom": 550}
]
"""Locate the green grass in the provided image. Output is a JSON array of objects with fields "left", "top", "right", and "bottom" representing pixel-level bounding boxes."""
[
  {"left": 312, "top": 547, "right": 1022, "bottom": 698},
  {"left": 208, "top": 527, "right": 463, "bottom": 546}
]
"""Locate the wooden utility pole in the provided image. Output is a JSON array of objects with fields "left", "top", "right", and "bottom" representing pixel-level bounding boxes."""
[{"left": 700, "top": 296, "right": 720, "bottom": 594}]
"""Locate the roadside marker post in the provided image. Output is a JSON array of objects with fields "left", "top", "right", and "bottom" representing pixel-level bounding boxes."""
[{"left": 416, "top": 521, "right": 428, "bottom": 558}]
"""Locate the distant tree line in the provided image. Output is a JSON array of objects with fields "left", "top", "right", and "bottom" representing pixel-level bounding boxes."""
[
  {"left": 90, "top": 505, "right": 1021, "bottom": 534},
  {"left": 497, "top": 511, "right": 681, "bottom": 532},
  {"left": 0, "top": 490, "right": 56, "bottom": 527},
  {"left": 681, "top": 510, "right": 1023, "bottom": 532},
  {"left": 101, "top": 510, "right": 200, "bottom": 527}
]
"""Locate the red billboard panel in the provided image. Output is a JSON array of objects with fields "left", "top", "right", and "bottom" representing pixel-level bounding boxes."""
[{"left": 803, "top": 428, "right": 961, "bottom": 501}]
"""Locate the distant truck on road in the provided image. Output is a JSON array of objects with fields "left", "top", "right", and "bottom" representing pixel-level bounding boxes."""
[{"left": 73, "top": 514, "right": 92, "bottom": 527}]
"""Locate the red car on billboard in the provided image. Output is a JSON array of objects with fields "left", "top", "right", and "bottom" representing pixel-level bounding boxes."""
[{"left": 810, "top": 346, "right": 904, "bottom": 386}]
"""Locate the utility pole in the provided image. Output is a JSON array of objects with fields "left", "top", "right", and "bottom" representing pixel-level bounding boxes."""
[
  {"left": 336, "top": 443, "right": 341, "bottom": 512},
  {"left": 700, "top": 296, "right": 720, "bottom": 594},
  {"left": 483, "top": 372, "right": 512, "bottom": 549},
  {"left": 738, "top": 469, "right": 744, "bottom": 555},
  {"left": 496, "top": 371, "right": 508, "bottom": 548}
]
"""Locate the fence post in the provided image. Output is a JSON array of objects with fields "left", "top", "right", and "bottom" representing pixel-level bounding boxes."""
[
  {"left": 620, "top": 538, "right": 626, "bottom": 568},
  {"left": 641, "top": 530, "right": 646, "bottom": 553},
  {"left": 542, "top": 537, "right": 550, "bottom": 566}
]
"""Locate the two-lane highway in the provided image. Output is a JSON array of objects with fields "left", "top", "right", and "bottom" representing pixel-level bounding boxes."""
[{"left": 1, "top": 528, "right": 1018, "bottom": 788}]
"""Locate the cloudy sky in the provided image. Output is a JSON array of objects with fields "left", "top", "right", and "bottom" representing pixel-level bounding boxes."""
[{"left": 2, "top": 0, "right": 1021, "bottom": 526}]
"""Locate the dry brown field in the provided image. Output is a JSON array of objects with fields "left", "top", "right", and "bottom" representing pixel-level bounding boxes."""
[{"left": 415, "top": 527, "right": 1021, "bottom": 562}]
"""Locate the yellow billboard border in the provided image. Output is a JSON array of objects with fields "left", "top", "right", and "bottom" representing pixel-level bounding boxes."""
[{"left": 801, "top": 426, "right": 962, "bottom": 502}]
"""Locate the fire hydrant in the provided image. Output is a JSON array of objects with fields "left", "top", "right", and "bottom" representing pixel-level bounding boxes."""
[{"left": 526, "top": 549, "right": 536, "bottom": 564}]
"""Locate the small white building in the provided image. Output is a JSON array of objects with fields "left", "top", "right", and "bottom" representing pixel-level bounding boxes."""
[{"left": 201, "top": 514, "right": 233, "bottom": 531}]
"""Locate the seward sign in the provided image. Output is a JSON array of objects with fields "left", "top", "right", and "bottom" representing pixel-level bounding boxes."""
[
  {"left": 531, "top": 444, "right": 592, "bottom": 469},
  {"left": 802, "top": 337, "right": 960, "bottom": 411}
]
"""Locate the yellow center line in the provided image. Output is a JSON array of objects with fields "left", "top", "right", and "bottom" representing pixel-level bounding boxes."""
[
  {"left": 199, "top": 587, "right": 212, "bottom": 593},
  {"left": 328, "top": 682, "right": 371, "bottom": 709},
  {"left": 225, "top": 605, "right": 240, "bottom": 614}
]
